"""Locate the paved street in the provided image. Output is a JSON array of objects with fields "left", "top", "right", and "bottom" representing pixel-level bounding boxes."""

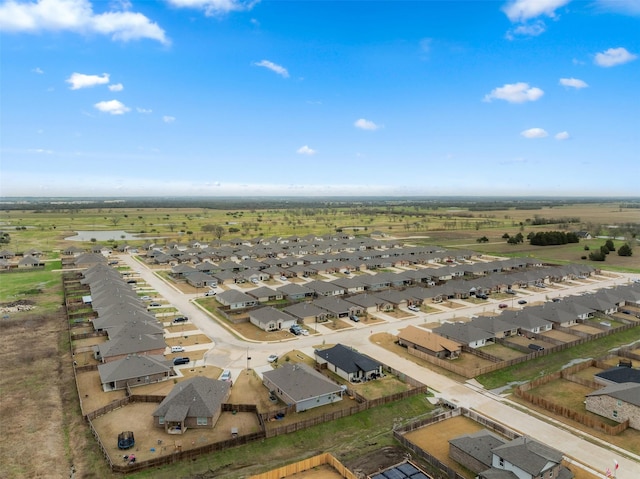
[{"left": 116, "top": 254, "right": 639, "bottom": 477}]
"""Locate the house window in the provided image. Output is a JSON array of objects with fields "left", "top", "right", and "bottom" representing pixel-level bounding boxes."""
[
  {"left": 197, "top": 417, "right": 208, "bottom": 426},
  {"left": 617, "top": 400, "right": 622, "bottom": 406},
  {"left": 549, "top": 470, "right": 553, "bottom": 478},
  {"left": 158, "top": 416, "right": 165, "bottom": 425},
  {"left": 613, "top": 410, "right": 618, "bottom": 418},
  {"left": 498, "top": 458, "right": 504, "bottom": 467}
]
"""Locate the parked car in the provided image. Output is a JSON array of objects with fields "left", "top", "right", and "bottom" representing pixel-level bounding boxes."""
[
  {"left": 528, "top": 344, "right": 544, "bottom": 351},
  {"left": 148, "top": 302, "right": 161, "bottom": 307},
  {"left": 140, "top": 295, "right": 151, "bottom": 301},
  {"left": 552, "top": 297, "right": 561, "bottom": 302},
  {"left": 267, "top": 354, "right": 278, "bottom": 363},
  {"left": 280, "top": 276, "right": 288, "bottom": 281},
  {"left": 172, "top": 316, "right": 188, "bottom": 323},
  {"left": 350, "top": 315, "right": 360, "bottom": 322},
  {"left": 505, "top": 289, "right": 516, "bottom": 295},
  {"left": 476, "top": 293, "right": 488, "bottom": 300},
  {"left": 408, "top": 305, "right": 420, "bottom": 312},
  {"left": 250, "top": 278, "right": 259, "bottom": 284},
  {"left": 171, "top": 346, "right": 185, "bottom": 353},
  {"left": 299, "top": 329, "right": 309, "bottom": 335},
  {"left": 518, "top": 299, "right": 527, "bottom": 305},
  {"left": 204, "top": 290, "right": 216, "bottom": 296},
  {"left": 289, "top": 325, "right": 302, "bottom": 335},
  {"left": 173, "top": 357, "right": 190, "bottom": 365},
  {"left": 220, "top": 370, "right": 232, "bottom": 381},
  {"left": 499, "top": 303, "right": 508, "bottom": 309},
  {"left": 126, "top": 279, "right": 137, "bottom": 284}
]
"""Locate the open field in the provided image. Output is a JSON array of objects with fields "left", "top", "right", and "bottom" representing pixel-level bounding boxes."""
[{"left": 2, "top": 201, "right": 638, "bottom": 270}]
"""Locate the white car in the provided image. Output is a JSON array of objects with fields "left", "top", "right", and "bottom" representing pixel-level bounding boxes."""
[
  {"left": 220, "top": 370, "right": 232, "bottom": 382},
  {"left": 204, "top": 290, "right": 216, "bottom": 296},
  {"left": 299, "top": 329, "right": 309, "bottom": 336},
  {"left": 408, "top": 305, "right": 420, "bottom": 312},
  {"left": 267, "top": 354, "right": 278, "bottom": 363}
]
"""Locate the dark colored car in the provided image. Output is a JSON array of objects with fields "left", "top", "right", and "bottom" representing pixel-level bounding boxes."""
[
  {"left": 350, "top": 315, "right": 360, "bottom": 322},
  {"left": 518, "top": 299, "right": 528, "bottom": 305},
  {"left": 173, "top": 357, "right": 190, "bottom": 365},
  {"left": 172, "top": 316, "right": 188, "bottom": 323}
]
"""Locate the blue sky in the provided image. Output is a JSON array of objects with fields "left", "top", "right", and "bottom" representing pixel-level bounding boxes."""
[{"left": 1, "top": 0, "right": 639, "bottom": 197}]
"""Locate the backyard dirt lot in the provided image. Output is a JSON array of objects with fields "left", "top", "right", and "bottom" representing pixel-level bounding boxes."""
[
  {"left": 572, "top": 324, "right": 606, "bottom": 335},
  {"left": 541, "top": 329, "right": 581, "bottom": 342},
  {"left": 404, "top": 415, "right": 485, "bottom": 479},
  {"left": 91, "top": 403, "right": 262, "bottom": 465}
]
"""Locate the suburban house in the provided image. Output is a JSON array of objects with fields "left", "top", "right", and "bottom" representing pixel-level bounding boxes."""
[
  {"left": 215, "top": 290, "right": 258, "bottom": 310},
  {"left": 97, "top": 354, "right": 173, "bottom": 391},
  {"left": 449, "top": 429, "right": 507, "bottom": 473},
  {"left": 313, "top": 296, "right": 362, "bottom": 318},
  {"left": 501, "top": 310, "right": 553, "bottom": 335},
  {"left": 248, "top": 306, "right": 298, "bottom": 332},
  {"left": 314, "top": 344, "right": 383, "bottom": 383},
  {"left": 433, "top": 322, "right": 495, "bottom": 349},
  {"left": 283, "top": 302, "right": 330, "bottom": 324},
  {"left": 397, "top": 325, "right": 462, "bottom": 359},
  {"left": 585, "top": 383, "right": 640, "bottom": 430},
  {"left": 469, "top": 316, "right": 519, "bottom": 339},
  {"left": 276, "top": 283, "right": 315, "bottom": 300},
  {"left": 246, "top": 286, "right": 283, "bottom": 302},
  {"left": 262, "top": 363, "right": 344, "bottom": 412},
  {"left": 451, "top": 432, "right": 574, "bottom": 479},
  {"left": 92, "top": 331, "right": 166, "bottom": 363},
  {"left": 152, "top": 377, "right": 231, "bottom": 434}
]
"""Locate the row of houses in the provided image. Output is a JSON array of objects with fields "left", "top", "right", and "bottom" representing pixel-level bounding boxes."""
[
  {"left": 73, "top": 263, "right": 176, "bottom": 392},
  {"left": 398, "top": 283, "right": 640, "bottom": 355},
  {"left": 0, "top": 248, "right": 45, "bottom": 269}
]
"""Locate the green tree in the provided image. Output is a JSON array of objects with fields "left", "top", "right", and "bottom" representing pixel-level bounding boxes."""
[
  {"left": 617, "top": 243, "right": 633, "bottom": 257},
  {"left": 605, "top": 239, "right": 615, "bottom": 251},
  {"left": 589, "top": 250, "right": 606, "bottom": 261}
]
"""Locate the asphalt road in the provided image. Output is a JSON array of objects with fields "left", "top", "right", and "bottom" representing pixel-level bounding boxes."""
[{"left": 116, "top": 253, "right": 639, "bottom": 477}]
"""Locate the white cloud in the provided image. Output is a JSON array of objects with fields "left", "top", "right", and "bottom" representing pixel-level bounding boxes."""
[
  {"left": 166, "top": 0, "right": 258, "bottom": 16},
  {"left": 559, "top": 77, "right": 588, "bottom": 89},
  {"left": 354, "top": 118, "right": 381, "bottom": 130},
  {"left": 28, "top": 148, "right": 54, "bottom": 154},
  {"left": 0, "top": 0, "right": 169, "bottom": 45},
  {"left": 555, "top": 131, "right": 570, "bottom": 140},
  {"left": 483, "top": 82, "right": 544, "bottom": 103},
  {"left": 137, "top": 107, "right": 152, "bottom": 113},
  {"left": 32, "top": 67, "right": 44, "bottom": 74},
  {"left": 521, "top": 127, "right": 548, "bottom": 139},
  {"left": 94, "top": 99, "right": 130, "bottom": 115},
  {"left": 108, "top": 82, "right": 124, "bottom": 92},
  {"left": 592, "top": 0, "right": 640, "bottom": 16},
  {"left": 296, "top": 145, "right": 317, "bottom": 155},
  {"left": 502, "top": 0, "right": 570, "bottom": 23},
  {"left": 162, "top": 115, "right": 176, "bottom": 123},
  {"left": 67, "top": 72, "right": 110, "bottom": 90},
  {"left": 253, "top": 60, "right": 289, "bottom": 78},
  {"left": 594, "top": 47, "right": 637, "bottom": 67},
  {"left": 507, "top": 20, "right": 546, "bottom": 39}
]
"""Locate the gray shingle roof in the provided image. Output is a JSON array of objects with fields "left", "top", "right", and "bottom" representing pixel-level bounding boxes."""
[
  {"left": 153, "top": 377, "right": 231, "bottom": 420},
  {"left": 586, "top": 382, "right": 640, "bottom": 406},
  {"left": 314, "top": 343, "right": 381, "bottom": 374},
  {"left": 263, "top": 363, "right": 342, "bottom": 401},
  {"left": 492, "top": 436, "right": 563, "bottom": 476}
]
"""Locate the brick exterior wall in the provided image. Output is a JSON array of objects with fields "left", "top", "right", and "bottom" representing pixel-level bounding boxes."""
[{"left": 585, "top": 395, "right": 640, "bottom": 430}]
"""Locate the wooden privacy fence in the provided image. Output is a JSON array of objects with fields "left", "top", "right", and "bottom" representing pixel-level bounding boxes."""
[
  {"left": 248, "top": 452, "right": 357, "bottom": 479},
  {"left": 514, "top": 363, "right": 630, "bottom": 436},
  {"left": 408, "top": 321, "right": 639, "bottom": 378}
]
